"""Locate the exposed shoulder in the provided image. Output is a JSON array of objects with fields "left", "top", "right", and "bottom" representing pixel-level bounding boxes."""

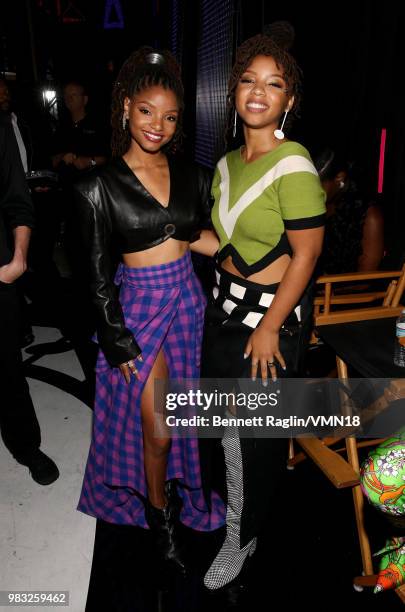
[{"left": 365, "top": 203, "right": 384, "bottom": 225}]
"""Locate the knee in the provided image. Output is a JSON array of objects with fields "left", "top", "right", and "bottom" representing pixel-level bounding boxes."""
[{"left": 144, "top": 435, "right": 171, "bottom": 457}]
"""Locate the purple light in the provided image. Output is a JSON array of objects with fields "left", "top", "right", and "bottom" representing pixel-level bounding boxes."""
[{"left": 103, "top": 0, "right": 124, "bottom": 29}]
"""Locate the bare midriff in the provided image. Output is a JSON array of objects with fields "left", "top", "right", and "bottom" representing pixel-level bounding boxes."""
[
  {"left": 221, "top": 253, "right": 291, "bottom": 285},
  {"left": 122, "top": 238, "right": 189, "bottom": 268}
]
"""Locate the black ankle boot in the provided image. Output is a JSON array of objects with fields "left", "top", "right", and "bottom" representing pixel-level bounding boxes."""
[{"left": 145, "top": 481, "right": 187, "bottom": 575}]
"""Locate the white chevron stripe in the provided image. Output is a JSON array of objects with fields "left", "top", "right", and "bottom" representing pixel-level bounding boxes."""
[{"left": 217, "top": 155, "right": 318, "bottom": 239}]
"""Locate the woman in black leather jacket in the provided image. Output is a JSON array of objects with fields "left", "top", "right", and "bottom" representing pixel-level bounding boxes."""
[{"left": 73, "top": 47, "right": 224, "bottom": 573}]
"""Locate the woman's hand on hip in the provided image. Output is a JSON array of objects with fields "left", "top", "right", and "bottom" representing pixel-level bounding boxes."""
[
  {"left": 244, "top": 326, "right": 286, "bottom": 384},
  {"left": 119, "top": 355, "right": 143, "bottom": 383}
]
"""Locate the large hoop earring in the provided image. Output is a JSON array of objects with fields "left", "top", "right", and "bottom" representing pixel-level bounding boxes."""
[{"left": 274, "top": 110, "right": 289, "bottom": 140}]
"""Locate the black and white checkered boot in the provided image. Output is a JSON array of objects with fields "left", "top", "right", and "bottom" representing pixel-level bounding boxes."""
[{"left": 204, "top": 422, "right": 257, "bottom": 590}]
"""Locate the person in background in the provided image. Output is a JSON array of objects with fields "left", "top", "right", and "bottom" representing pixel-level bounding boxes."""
[
  {"left": 52, "top": 80, "right": 108, "bottom": 177},
  {"left": 0, "top": 78, "right": 30, "bottom": 172},
  {"left": 0, "top": 77, "right": 60, "bottom": 342},
  {"left": 313, "top": 146, "right": 384, "bottom": 274},
  {"left": 52, "top": 80, "right": 110, "bottom": 386},
  {"left": 0, "top": 77, "right": 35, "bottom": 346},
  {"left": 0, "top": 112, "right": 59, "bottom": 485}
]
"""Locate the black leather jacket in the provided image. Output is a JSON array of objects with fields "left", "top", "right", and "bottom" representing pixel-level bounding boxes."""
[{"left": 73, "top": 155, "right": 212, "bottom": 367}]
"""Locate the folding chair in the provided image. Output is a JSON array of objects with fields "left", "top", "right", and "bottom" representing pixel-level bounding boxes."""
[{"left": 288, "top": 264, "right": 405, "bottom": 597}]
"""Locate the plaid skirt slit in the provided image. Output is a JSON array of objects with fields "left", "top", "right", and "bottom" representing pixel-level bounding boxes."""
[{"left": 78, "top": 251, "right": 225, "bottom": 531}]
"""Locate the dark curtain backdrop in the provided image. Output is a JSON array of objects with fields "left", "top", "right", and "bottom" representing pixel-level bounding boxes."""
[
  {"left": 202, "top": 0, "right": 405, "bottom": 264},
  {"left": 2, "top": 0, "right": 404, "bottom": 263}
]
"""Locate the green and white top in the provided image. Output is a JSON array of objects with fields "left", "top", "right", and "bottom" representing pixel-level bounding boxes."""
[{"left": 211, "top": 141, "right": 326, "bottom": 276}]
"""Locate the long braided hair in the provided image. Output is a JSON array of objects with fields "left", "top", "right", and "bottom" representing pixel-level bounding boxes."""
[
  {"left": 225, "top": 33, "right": 303, "bottom": 148},
  {"left": 111, "top": 47, "right": 184, "bottom": 157},
  {"left": 313, "top": 147, "right": 371, "bottom": 274}
]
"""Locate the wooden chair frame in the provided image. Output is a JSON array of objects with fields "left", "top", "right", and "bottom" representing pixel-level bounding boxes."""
[
  {"left": 313, "top": 265, "right": 405, "bottom": 326},
  {"left": 289, "top": 264, "right": 405, "bottom": 599}
]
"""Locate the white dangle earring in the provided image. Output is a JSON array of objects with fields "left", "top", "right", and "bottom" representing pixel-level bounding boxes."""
[
  {"left": 122, "top": 112, "right": 128, "bottom": 131},
  {"left": 274, "top": 109, "right": 289, "bottom": 140},
  {"left": 232, "top": 109, "right": 238, "bottom": 138}
]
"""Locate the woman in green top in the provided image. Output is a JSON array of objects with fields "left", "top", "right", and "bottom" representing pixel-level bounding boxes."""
[{"left": 191, "top": 33, "right": 326, "bottom": 591}]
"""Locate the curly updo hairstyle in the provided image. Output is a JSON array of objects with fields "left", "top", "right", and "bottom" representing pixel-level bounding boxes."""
[
  {"left": 226, "top": 31, "right": 303, "bottom": 147},
  {"left": 111, "top": 46, "right": 184, "bottom": 157}
]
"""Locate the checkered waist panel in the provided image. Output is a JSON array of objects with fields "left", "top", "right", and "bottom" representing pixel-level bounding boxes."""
[{"left": 210, "top": 264, "right": 302, "bottom": 330}]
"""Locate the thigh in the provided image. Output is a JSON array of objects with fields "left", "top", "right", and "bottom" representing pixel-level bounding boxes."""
[{"left": 140, "top": 348, "right": 169, "bottom": 440}]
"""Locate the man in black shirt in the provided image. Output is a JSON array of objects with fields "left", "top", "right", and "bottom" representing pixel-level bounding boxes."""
[
  {"left": 52, "top": 80, "right": 108, "bottom": 179},
  {"left": 0, "top": 77, "right": 58, "bottom": 346},
  {"left": 0, "top": 112, "right": 59, "bottom": 485},
  {"left": 51, "top": 80, "right": 108, "bottom": 387}
]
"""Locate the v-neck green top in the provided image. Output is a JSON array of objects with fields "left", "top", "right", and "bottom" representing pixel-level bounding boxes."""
[{"left": 211, "top": 141, "right": 326, "bottom": 276}]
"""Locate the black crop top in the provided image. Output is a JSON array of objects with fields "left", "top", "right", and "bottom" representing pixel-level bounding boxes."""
[{"left": 73, "top": 155, "right": 212, "bottom": 366}]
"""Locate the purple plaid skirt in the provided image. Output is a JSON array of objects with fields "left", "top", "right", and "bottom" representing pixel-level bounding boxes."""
[{"left": 78, "top": 251, "right": 225, "bottom": 530}]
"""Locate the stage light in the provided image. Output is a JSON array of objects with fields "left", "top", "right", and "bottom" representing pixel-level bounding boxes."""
[
  {"left": 42, "top": 89, "right": 56, "bottom": 104},
  {"left": 42, "top": 88, "right": 58, "bottom": 119}
]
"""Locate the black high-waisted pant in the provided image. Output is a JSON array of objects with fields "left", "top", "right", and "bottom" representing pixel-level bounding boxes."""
[{"left": 200, "top": 265, "right": 313, "bottom": 547}]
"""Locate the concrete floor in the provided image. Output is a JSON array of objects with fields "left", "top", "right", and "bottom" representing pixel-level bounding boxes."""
[
  {"left": 1, "top": 325, "right": 404, "bottom": 612},
  {"left": 0, "top": 326, "right": 95, "bottom": 612}
]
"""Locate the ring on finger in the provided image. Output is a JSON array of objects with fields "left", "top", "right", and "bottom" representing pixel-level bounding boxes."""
[
  {"left": 128, "top": 362, "right": 138, "bottom": 376},
  {"left": 267, "top": 361, "right": 275, "bottom": 367}
]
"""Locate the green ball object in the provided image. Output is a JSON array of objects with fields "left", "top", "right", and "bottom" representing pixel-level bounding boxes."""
[{"left": 360, "top": 428, "right": 405, "bottom": 517}]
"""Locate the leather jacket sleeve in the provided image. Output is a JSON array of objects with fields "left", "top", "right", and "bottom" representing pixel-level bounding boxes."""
[
  {"left": 190, "top": 164, "right": 214, "bottom": 242},
  {"left": 73, "top": 186, "right": 142, "bottom": 367}
]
